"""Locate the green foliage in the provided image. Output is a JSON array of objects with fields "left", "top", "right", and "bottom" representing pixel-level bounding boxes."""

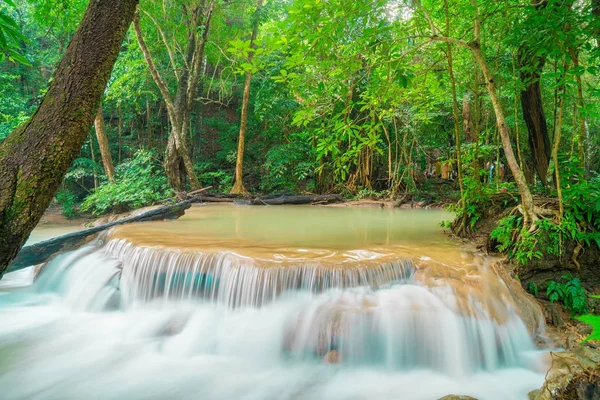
[
  {"left": 195, "top": 162, "right": 233, "bottom": 193},
  {"left": 577, "top": 315, "right": 600, "bottom": 342},
  {"left": 260, "top": 137, "right": 316, "bottom": 193},
  {"left": 56, "top": 190, "right": 78, "bottom": 219},
  {"left": 0, "top": 1, "right": 30, "bottom": 65},
  {"left": 527, "top": 282, "right": 539, "bottom": 297},
  {"left": 547, "top": 274, "right": 588, "bottom": 316},
  {"left": 354, "top": 189, "right": 388, "bottom": 201},
  {"left": 490, "top": 215, "right": 519, "bottom": 252},
  {"left": 81, "top": 150, "right": 171, "bottom": 215}
]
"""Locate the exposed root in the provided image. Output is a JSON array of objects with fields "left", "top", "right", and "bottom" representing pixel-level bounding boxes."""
[{"left": 572, "top": 243, "right": 583, "bottom": 269}]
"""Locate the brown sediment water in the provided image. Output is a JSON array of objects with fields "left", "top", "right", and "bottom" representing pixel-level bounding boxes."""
[{"left": 110, "top": 204, "right": 458, "bottom": 262}]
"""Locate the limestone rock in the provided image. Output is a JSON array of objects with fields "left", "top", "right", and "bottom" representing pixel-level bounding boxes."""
[
  {"left": 529, "top": 344, "right": 600, "bottom": 400},
  {"left": 322, "top": 350, "right": 341, "bottom": 364},
  {"left": 438, "top": 395, "right": 478, "bottom": 400}
]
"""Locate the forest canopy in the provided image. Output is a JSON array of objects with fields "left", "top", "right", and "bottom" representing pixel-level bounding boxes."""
[{"left": 1, "top": 0, "right": 599, "bottom": 240}]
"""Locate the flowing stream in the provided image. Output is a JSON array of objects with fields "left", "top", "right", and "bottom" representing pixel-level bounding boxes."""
[{"left": 0, "top": 205, "right": 549, "bottom": 399}]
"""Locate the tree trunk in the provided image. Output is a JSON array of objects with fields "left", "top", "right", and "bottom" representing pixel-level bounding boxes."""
[
  {"left": 471, "top": 46, "right": 536, "bottom": 225},
  {"left": 231, "top": 71, "right": 252, "bottom": 194},
  {"left": 0, "top": 0, "right": 139, "bottom": 277},
  {"left": 94, "top": 104, "right": 116, "bottom": 181},
  {"left": 518, "top": 48, "right": 551, "bottom": 186},
  {"left": 231, "top": 0, "right": 263, "bottom": 194},
  {"left": 462, "top": 94, "right": 475, "bottom": 142},
  {"left": 444, "top": 0, "right": 464, "bottom": 204},
  {"left": 133, "top": 2, "right": 214, "bottom": 193},
  {"left": 593, "top": 0, "right": 600, "bottom": 45}
]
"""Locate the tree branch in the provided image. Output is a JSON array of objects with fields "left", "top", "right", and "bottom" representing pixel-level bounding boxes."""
[
  {"left": 142, "top": 9, "right": 180, "bottom": 81},
  {"left": 133, "top": 10, "right": 176, "bottom": 116}
]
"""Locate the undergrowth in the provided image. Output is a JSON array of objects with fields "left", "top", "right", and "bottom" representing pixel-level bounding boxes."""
[{"left": 546, "top": 274, "right": 588, "bottom": 316}]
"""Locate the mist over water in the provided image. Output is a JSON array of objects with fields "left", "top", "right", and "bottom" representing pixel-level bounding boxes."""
[{"left": 0, "top": 205, "right": 548, "bottom": 399}]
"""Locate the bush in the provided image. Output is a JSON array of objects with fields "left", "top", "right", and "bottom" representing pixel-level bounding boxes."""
[
  {"left": 56, "top": 190, "right": 79, "bottom": 219},
  {"left": 81, "top": 150, "right": 171, "bottom": 215},
  {"left": 195, "top": 162, "right": 233, "bottom": 193},
  {"left": 260, "top": 138, "right": 316, "bottom": 193},
  {"left": 547, "top": 274, "right": 588, "bottom": 316}
]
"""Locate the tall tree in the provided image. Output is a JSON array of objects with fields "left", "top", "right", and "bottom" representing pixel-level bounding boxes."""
[
  {"left": 94, "top": 104, "right": 116, "bottom": 181},
  {"left": 133, "top": 1, "right": 215, "bottom": 193},
  {"left": 231, "top": 0, "right": 264, "bottom": 194},
  {"left": 0, "top": 0, "right": 139, "bottom": 277},
  {"left": 417, "top": 0, "right": 538, "bottom": 225}
]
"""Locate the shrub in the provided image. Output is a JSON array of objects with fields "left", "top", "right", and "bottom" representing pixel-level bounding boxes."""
[
  {"left": 56, "top": 190, "right": 79, "bottom": 219},
  {"left": 547, "top": 274, "right": 588, "bottom": 316},
  {"left": 81, "top": 150, "right": 171, "bottom": 215}
]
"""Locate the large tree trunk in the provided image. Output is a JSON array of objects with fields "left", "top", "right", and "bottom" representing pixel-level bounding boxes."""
[
  {"left": 133, "top": 2, "right": 214, "bottom": 193},
  {"left": 94, "top": 104, "right": 116, "bottom": 181},
  {"left": 0, "top": 0, "right": 139, "bottom": 277},
  {"left": 165, "top": 129, "right": 189, "bottom": 194},
  {"left": 518, "top": 48, "right": 551, "bottom": 186}
]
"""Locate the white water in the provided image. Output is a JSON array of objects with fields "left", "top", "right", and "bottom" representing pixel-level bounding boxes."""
[{"left": 0, "top": 206, "right": 547, "bottom": 399}]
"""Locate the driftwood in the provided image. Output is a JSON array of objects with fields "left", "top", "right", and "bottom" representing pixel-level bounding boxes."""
[
  {"left": 186, "top": 186, "right": 213, "bottom": 197},
  {"left": 6, "top": 201, "right": 191, "bottom": 274}
]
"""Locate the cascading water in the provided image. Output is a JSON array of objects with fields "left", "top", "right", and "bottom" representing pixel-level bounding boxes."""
[{"left": 0, "top": 205, "right": 549, "bottom": 400}]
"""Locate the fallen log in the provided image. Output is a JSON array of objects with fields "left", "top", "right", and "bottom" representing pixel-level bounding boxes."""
[
  {"left": 190, "top": 195, "right": 236, "bottom": 203},
  {"left": 249, "top": 194, "right": 344, "bottom": 206},
  {"left": 6, "top": 201, "right": 191, "bottom": 274}
]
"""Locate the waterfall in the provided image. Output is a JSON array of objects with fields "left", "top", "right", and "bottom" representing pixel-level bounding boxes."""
[
  {"left": 0, "top": 206, "right": 548, "bottom": 400},
  {"left": 28, "top": 237, "right": 545, "bottom": 376}
]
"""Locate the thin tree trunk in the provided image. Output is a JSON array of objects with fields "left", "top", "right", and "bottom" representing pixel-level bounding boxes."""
[
  {"left": 471, "top": 46, "right": 536, "bottom": 224},
  {"left": 146, "top": 97, "right": 152, "bottom": 148},
  {"left": 231, "top": 71, "right": 252, "bottom": 194},
  {"left": 593, "top": 0, "right": 600, "bottom": 46},
  {"left": 418, "top": 0, "right": 537, "bottom": 225},
  {"left": 552, "top": 60, "right": 568, "bottom": 222},
  {"left": 444, "top": 0, "right": 464, "bottom": 204},
  {"left": 231, "top": 0, "right": 264, "bottom": 194},
  {"left": 462, "top": 94, "right": 475, "bottom": 142},
  {"left": 89, "top": 132, "right": 98, "bottom": 188},
  {"left": 568, "top": 49, "right": 587, "bottom": 175},
  {"left": 94, "top": 104, "right": 116, "bottom": 181},
  {"left": 0, "top": 0, "right": 139, "bottom": 276},
  {"left": 118, "top": 105, "right": 123, "bottom": 163}
]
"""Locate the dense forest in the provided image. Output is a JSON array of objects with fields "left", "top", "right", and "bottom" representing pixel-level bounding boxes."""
[
  {"left": 1, "top": 0, "right": 600, "bottom": 283},
  {"left": 1, "top": 1, "right": 600, "bottom": 398}
]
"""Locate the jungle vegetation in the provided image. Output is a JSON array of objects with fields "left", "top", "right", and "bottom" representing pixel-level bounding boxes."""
[{"left": 1, "top": 0, "right": 600, "bottom": 281}]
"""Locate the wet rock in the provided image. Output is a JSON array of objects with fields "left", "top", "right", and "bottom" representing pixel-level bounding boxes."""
[
  {"left": 438, "top": 395, "right": 478, "bottom": 400},
  {"left": 561, "top": 374, "right": 600, "bottom": 400},
  {"left": 322, "top": 350, "right": 341, "bottom": 364},
  {"left": 529, "top": 344, "right": 600, "bottom": 400},
  {"left": 540, "top": 300, "right": 570, "bottom": 328}
]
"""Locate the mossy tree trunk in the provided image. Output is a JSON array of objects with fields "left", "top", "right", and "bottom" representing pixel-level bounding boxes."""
[{"left": 0, "top": 0, "right": 139, "bottom": 278}]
